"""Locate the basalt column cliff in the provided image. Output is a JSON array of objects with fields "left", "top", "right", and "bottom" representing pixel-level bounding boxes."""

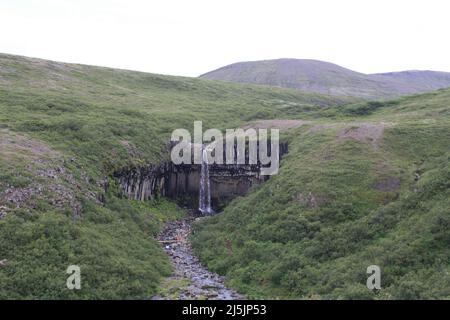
[{"left": 114, "top": 142, "right": 288, "bottom": 211}]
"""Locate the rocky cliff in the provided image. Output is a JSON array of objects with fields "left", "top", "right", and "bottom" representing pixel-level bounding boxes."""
[{"left": 114, "top": 142, "right": 288, "bottom": 211}]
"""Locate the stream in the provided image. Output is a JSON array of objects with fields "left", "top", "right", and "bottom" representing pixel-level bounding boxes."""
[{"left": 152, "top": 216, "right": 244, "bottom": 300}]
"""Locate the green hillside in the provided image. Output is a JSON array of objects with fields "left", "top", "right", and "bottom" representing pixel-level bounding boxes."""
[
  {"left": 0, "top": 53, "right": 448, "bottom": 299},
  {"left": 0, "top": 53, "right": 353, "bottom": 298},
  {"left": 191, "top": 89, "right": 450, "bottom": 299}
]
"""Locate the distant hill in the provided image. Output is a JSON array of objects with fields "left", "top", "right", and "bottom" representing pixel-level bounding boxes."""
[{"left": 200, "top": 59, "right": 450, "bottom": 99}]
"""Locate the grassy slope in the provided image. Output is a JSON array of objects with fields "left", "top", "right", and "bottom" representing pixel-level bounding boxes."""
[
  {"left": 1, "top": 53, "right": 448, "bottom": 299},
  {"left": 191, "top": 90, "right": 450, "bottom": 299},
  {"left": 0, "top": 53, "right": 352, "bottom": 298},
  {"left": 0, "top": 54, "right": 354, "bottom": 174}
]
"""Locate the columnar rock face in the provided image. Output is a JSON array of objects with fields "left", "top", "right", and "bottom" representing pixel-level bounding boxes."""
[
  {"left": 115, "top": 165, "right": 168, "bottom": 201},
  {"left": 114, "top": 163, "right": 265, "bottom": 210},
  {"left": 114, "top": 142, "right": 288, "bottom": 211}
]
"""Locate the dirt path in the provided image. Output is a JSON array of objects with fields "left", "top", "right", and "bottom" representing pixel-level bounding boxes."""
[{"left": 152, "top": 217, "right": 244, "bottom": 300}]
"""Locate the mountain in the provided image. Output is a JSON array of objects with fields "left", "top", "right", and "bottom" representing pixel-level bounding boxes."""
[
  {"left": 376, "top": 70, "right": 450, "bottom": 91},
  {"left": 200, "top": 59, "right": 450, "bottom": 99}
]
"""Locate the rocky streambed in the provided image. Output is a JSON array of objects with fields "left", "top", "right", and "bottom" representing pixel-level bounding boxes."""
[{"left": 152, "top": 217, "right": 244, "bottom": 300}]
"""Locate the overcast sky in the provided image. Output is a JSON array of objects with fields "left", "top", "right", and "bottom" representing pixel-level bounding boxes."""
[{"left": 1, "top": 0, "right": 449, "bottom": 77}]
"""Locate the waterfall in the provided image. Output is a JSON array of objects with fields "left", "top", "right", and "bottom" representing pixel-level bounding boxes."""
[{"left": 199, "top": 146, "right": 213, "bottom": 215}]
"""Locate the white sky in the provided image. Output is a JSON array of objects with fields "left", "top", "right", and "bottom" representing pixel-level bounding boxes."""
[{"left": 1, "top": 0, "right": 449, "bottom": 77}]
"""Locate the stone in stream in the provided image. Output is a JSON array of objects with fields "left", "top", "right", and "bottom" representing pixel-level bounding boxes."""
[{"left": 154, "top": 217, "right": 244, "bottom": 300}]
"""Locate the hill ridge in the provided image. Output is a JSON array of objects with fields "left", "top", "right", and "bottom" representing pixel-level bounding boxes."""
[{"left": 200, "top": 58, "right": 450, "bottom": 99}]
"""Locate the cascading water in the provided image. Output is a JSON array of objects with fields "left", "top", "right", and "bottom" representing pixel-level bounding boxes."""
[{"left": 199, "top": 146, "right": 213, "bottom": 215}]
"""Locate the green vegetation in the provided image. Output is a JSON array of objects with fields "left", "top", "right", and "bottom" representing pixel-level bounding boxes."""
[
  {"left": 156, "top": 278, "right": 195, "bottom": 300},
  {"left": 0, "top": 54, "right": 353, "bottom": 176},
  {"left": 0, "top": 53, "right": 350, "bottom": 299},
  {"left": 0, "top": 53, "right": 449, "bottom": 299},
  {"left": 0, "top": 194, "right": 187, "bottom": 299},
  {"left": 191, "top": 90, "right": 450, "bottom": 299}
]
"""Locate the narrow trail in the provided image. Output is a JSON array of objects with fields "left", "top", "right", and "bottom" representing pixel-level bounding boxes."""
[{"left": 153, "top": 217, "right": 244, "bottom": 300}]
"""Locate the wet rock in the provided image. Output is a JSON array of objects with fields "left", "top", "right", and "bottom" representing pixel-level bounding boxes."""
[
  {"left": 154, "top": 217, "right": 244, "bottom": 300},
  {"left": 114, "top": 142, "right": 289, "bottom": 210}
]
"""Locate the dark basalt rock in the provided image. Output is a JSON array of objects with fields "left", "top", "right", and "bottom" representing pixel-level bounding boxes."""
[{"left": 114, "top": 142, "right": 288, "bottom": 211}]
